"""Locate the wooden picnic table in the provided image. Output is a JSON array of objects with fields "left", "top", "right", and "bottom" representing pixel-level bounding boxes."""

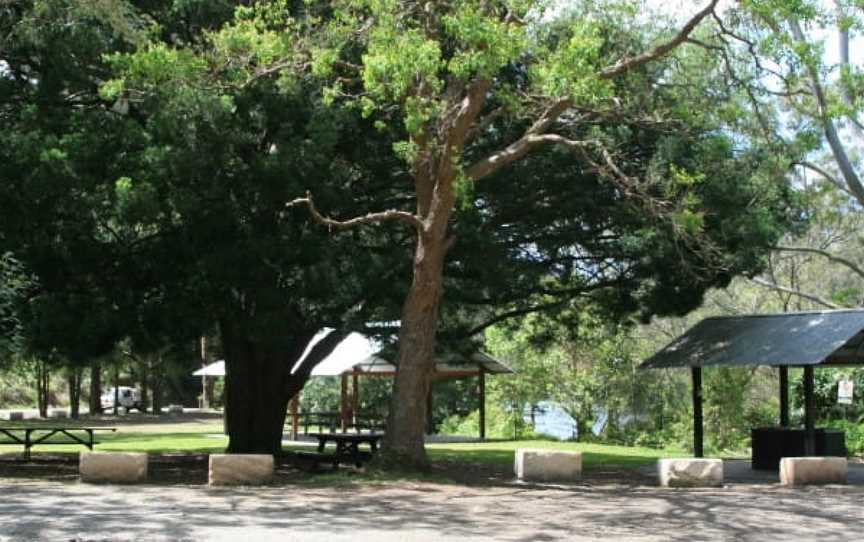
[
  {"left": 308, "top": 432, "right": 384, "bottom": 467},
  {"left": 0, "top": 426, "right": 117, "bottom": 460}
]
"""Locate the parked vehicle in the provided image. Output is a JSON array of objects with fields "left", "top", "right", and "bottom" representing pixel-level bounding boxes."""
[{"left": 101, "top": 386, "right": 145, "bottom": 411}]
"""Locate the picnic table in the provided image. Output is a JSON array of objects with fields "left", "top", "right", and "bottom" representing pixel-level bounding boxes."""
[
  {"left": 0, "top": 426, "right": 117, "bottom": 460},
  {"left": 308, "top": 432, "right": 384, "bottom": 468}
]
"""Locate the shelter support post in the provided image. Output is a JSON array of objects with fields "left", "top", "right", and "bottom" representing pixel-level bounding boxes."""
[
  {"left": 479, "top": 368, "right": 486, "bottom": 440},
  {"left": 779, "top": 366, "right": 789, "bottom": 427},
  {"left": 352, "top": 373, "right": 359, "bottom": 428},
  {"left": 804, "top": 365, "right": 815, "bottom": 456},
  {"left": 692, "top": 366, "right": 703, "bottom": 458},
  {"left": 340, "top": 374, "right": 349, "bottom": 433}
]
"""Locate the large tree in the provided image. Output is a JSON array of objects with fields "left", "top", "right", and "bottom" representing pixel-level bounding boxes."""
[{"left": 209, "top": 0, "right": 795, "bottom": 467}]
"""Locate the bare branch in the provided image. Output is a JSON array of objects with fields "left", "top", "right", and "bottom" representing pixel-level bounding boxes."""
[
  {"left": 748, "top": 277, "right": 842, "bottom": 309},
  {"left": 788, "top": 17, "right": 864, "bottom": 207},
  {"left": 464, "top": 99, "right": 573, "bottom": 181},
  {"left": 794, "top": 160, "right": 855, "bottom": 197},
  {"left": 286, "top": 191, "right": 424, "bottom": 231},
  {"left": 600, "top": 0, "right": 720, "bottom": 78},
  {"left": 774, "top": 246, "right": 864, "bottom": 279}
]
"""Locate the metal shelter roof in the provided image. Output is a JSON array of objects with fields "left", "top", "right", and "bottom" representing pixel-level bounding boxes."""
[
  {"left": 640, "top": 309, "right": 864, "bottom": 369},
  {"left": 193, "top": 331, "right": 513, "bottom": 377}
]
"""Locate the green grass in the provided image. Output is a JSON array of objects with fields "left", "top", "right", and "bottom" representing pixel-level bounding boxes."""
[
  {"left": 0, "top": 417, "right": 677, "bottom": 469},
  {"left": 427, "top": 439, "right": 677, "bottom": 468}
]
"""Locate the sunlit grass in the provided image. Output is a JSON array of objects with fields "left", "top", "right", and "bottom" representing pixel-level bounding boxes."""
[{"left": 1, "top": 416, "right": 678, "bottom": 469}]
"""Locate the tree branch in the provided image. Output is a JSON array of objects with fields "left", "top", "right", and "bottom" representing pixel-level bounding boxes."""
[
  {"left": 788, "top": 17, "right": 864, "bottom": 208},
  {"left": 774, "top": 246, "right": 864, "bottom": 279},
  {"left": 286, "top": 191, "right": 424, "bottom": 231},
  {"left": 748, "top": 277, "right": 842, "bottom": 309},
  {"left": 794, "top": 161, "right": 855, "bottom": 197},
  {"left": 600, "top": 0, "right": 720, "bottom": 78}
]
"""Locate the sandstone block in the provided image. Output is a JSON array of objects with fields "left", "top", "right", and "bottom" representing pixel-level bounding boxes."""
[
  {"left": 658, "top": 458, "right": 723, "bottom": 487},
  {"left": 80, "top": 452, "right": 148, "bottom": 483},
  {"left": 780, "top": 457, "right": 847, "bottom": 486},
  {"left": 515, "top": 448, "right": 582, "bottom": 482},
  {"left": 209, "top": 454, "right": 274, "bottom": 486}
]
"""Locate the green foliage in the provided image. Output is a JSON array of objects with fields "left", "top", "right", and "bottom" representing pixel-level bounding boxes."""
[{"left": 438, "top": 398, "right": 538, "bottom": 440}]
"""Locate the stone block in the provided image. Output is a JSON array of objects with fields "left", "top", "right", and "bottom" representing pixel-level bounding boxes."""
[
  {"left": 779, "top": 457, "right": 847, "bottom": 486},
  {"left": 209, "top": 454, "right": 274, "bottom": 486},
  {"left": 80, "top": 452, "right": 148, "bottom": 483},
  {"left": 658, "top": 458, "right": 723, "bottom": 487},
  {"left": 49, "top": 409, "right": 68, "bottom": 419},
  {"left": 2, "top": 411, "right": 24, "bottom": 421},
  {"left": 515, "top": 448, "right": 582, "bottom": 482},
  {"left": 167, "top": 405, "right": 183, "bottom": 414}
]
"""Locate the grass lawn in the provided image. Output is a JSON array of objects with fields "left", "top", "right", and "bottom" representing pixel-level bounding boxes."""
[
  {"left": 0, "top": 415, "right": 676, "bottom": 468},
  {"left": 427, "top": 440, "right": 678, "bottom": 468}
]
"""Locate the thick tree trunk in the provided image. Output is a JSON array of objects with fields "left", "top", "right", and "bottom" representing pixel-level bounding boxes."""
[
  {"left": 379, "top": 230, "right": 449, "bottom": 469},
  {"left": 220, "top": 319, "right": 345, "bottom": 454},
  {"left": 89, "top": 363, "right": 103, "bottom": 415}
]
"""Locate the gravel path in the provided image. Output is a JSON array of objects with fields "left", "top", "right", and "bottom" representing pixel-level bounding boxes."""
[{"left": 2, "top": 475, "right": 863, "bottom": 541}]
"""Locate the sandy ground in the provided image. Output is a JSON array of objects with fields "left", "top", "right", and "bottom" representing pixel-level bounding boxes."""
[{"left": 2, "top": 462, "right": 864, "bottom": 542}]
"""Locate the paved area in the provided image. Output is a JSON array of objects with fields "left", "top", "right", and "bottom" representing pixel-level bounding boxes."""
[{"left": 2, "top": 469, "right": 863, "bottom": 541}]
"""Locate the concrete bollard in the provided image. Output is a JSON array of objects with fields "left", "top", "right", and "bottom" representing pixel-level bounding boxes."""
[
  {"left": 658, "top": 458, "right": 724, "bottom": 487},
  {"left": 515, "top": 448, "right": 582, "bottom": 483},
  {"left": 80, "top": 452, "right": 148, "bottom": 483},
  {"left": 780, "top": 457, "right": 847, "bottom": 486},
  {"left": 209, "top": 454, "right": 274, "bottom": 486}
]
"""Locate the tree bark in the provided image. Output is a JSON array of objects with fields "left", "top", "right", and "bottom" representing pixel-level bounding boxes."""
[
  {"left": 220, "top": 320, "right": 345, "bottom": 454},
  {"left": 36, "top": 361, "right": 49, "bottom": 418},
  {"left": 67, "top": 369, "right": 82, "bottom": 418},
  {"left": 379, "top": 225, "right": 451, "bottom": 469},
  {"left": 89, "top": 363, "right": 103, "bottom": 415}
]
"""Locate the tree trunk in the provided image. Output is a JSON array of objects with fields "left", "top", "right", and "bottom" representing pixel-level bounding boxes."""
[
  {"left": 150, "top": 355, "right": 164, "bottom": 415},
  {"left": 68, "top": 369, "right": 82, "bottom": 418},
  {"left": 379, "top": 229, "right": 449, "bottom": 469},
  {"left": 36, "top": 361, "right": 49, "bottom": 418},
  {"left": 220, "top": 320, "right": 344, "bottom": 454},
  {"left": 89, "top": 363, "right": 103, "bottom": 415},
  {"left": 139, "top": 359, "right": 149, "bottom": 414}
]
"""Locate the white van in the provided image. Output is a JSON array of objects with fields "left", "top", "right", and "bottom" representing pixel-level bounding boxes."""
[{"left": 101, "top": 386, "right": 145, "bottom": 411}]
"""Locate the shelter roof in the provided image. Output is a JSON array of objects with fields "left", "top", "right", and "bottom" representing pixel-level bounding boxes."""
[
  {"left": 193, "top": 331, "right": 513, "bottom": 377},
  {"left": 640, "top": 309, "right": 864, "bottom": 369}
]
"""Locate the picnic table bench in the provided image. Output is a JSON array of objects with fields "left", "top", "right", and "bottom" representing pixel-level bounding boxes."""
[
  {"left": 298, "top": 432, "right": 384, "bottom": 468},
  {"left": 0, "top": 426, "right": 117, "bottom": 460}
]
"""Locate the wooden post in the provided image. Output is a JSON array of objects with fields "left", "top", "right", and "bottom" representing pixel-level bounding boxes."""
[
  {"left": 479, "top": 368, "right": 486, "bottom": 440},
  {"left": 289, "top": 395, "right": 299, "bottom": 440},
  {"left": 692, "top": 366, "right": 703, "bottom": 458},
  {"left": 804, "top": 365, "right": 815, "bottom": 456},
  {"left": 340, "top": 373, "right": 349, "bottom": 433},
  {"left": 779, "top": 366, "right": 789, "bottom": 427},
  {"left": 352, "top": 372, "right": 359, "bottom": 430}
]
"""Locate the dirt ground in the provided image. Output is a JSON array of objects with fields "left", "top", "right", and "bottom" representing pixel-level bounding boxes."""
[{"left": 1, "top": 455, "right": 863, "bottom": 541}]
